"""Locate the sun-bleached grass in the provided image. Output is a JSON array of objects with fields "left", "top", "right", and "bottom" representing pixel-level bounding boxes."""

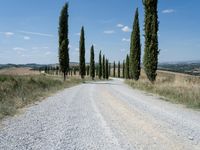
[{"left": 125, "top": 70, "right": 200, "bottom": 109}]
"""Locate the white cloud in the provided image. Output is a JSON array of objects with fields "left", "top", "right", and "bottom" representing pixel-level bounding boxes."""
[
  {"left": 75, "top": 48, "right": 79, "bottom": 51},
  {"left": 162, "top": 9, "right": 175, "bottom": 14},
  {"left": 0, "top": 32, "right": 14, "bottom": 37},
  {"left": 75, "top": 33, "right": 80, "bottom": 36},
  {"left": 122, "top": 26, "right": 131, "bottom": 32},
  {"left": 13, "top": 47, "right": 26, "bottom": 51},
  {"left": 117, "top": 24, "right": 124, "bottom": 28},
  {"left": 18, "top": 30, "right": 53, "bottom": 37},
  {"left": 23, "top": 36, "right": 30, "bottom": 40},
  {"left": 103, "top": 30, "right": 115, "bottom": 34},
  {"left": 122, "top": 38, "right": 130, "bottom": 42}
]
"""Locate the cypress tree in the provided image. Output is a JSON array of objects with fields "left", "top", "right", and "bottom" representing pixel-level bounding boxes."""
[
  {"left": 105, "top": 59, "right": 109, "bottom": 79},
  {"left": 109, "top": 63, "right": 111, "bottom": 77},
  {"left": 90, "top": 45, "right": 95, "bottom": 80},
  {"left": 125, "top": 55, "right": 130, "bottom": 79},
  {"left": 113, "top": 61, "right": 116, "bottom": 77},
  {"left": 58, "top": 3, "right": 69, "bottom": 81},
  {"left": 123, "top": 60, "right": 125, "bottom": 78},
  {"left": 86, "top": 65, "right": 90, "bottom": 76},
  {"left": 118, "top": 61, "right": 120, "bottom": 78},
  {"left": 143, "top": 0, "right": 159, "bottom": 82},
  {"left": 102, "top": 55, "right": 105, "bottom": 79},
  {"left": 79, "top": 26, "right": 86, "bottom": 79},
  {"left": 130, "top": 8, "right": 141, "bottom": 80},
  {"left": 98, "top": 51, "right": 102, "bottom": 79}
]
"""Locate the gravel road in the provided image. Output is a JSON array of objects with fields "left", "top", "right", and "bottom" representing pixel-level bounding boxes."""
[{"left": 0, "top": 78, "right": 200, "bottom": 150}]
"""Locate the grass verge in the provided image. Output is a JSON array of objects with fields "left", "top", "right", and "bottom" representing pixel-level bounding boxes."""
[
  {"left": 0, "top": 75, "right": 84, "bottom": 119},
  {"left": 125, "top": 70, "right": 200, "bottom": 109}
]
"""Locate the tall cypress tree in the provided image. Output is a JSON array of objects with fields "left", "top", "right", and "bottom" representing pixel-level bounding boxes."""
[
  {"left": 90, "top": 45, "right": 95, "bottom": 80},
  {"left": 102, "top": 55, "right": 105, "bottom": 79},
  {"left": 125, "top": 55, "right": 130, "bottom": 79},
  {"left": 123, "top": 60, "right": 125, "bottom": 78},
  {"left": 113, "top": 61, "right": 116, "bottom": 77},
  {"left": 98, "top": 51, "right": 102, "bottom": 79},
  {"left": 143, "top": 0, "right": 159, "bottom": 82},
  {"left": 118, "top": 61, "right": 120, "bottom": 78},
  {"left": 130, "top": 8, "right": 141, "bottom": 80},
  {"left": 58, "top": 3, "right": 69, "bottom": 81},
  {"left": 79, "top": 26, "right": 86, "bottom": 79}
]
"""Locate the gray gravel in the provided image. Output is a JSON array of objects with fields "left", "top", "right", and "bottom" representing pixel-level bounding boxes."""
[{"left": 0, "top": 78, "right": 200, "bottom": 150}]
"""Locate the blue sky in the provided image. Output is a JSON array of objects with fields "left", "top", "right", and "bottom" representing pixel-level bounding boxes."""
[{"left": 0, "top": 0, "right": 200, "bottom": 64}]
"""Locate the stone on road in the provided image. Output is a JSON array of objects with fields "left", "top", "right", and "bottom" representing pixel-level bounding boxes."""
[{"left": 0, "top": 78, "right": 200, "bottom": 150}]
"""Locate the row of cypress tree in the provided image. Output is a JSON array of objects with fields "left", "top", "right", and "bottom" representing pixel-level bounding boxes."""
[
  {"left": 112, "top": 0, "right": 159, "bottom": 82},
  {"left": 58, "top": 1, "right": 159, "bottom": 82},
  {"left": 58, "top": 3, "right": 110, "bottom": 81}
]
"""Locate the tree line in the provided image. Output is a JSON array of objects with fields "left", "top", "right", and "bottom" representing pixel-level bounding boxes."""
[{"left": 58, "top": 0, "right": 159, "bottom": 82}]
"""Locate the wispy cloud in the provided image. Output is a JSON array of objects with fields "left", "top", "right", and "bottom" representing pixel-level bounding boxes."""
[
  {"left": 162, "top": 9, "right": 175, "bottom": 14},
  {"left": 0, "top": 32, "right": 14, "bottom": 37},
  {"left": 23, "top": 36, "right": 30, "bottom": 40},
  {"left": 122, "top": 26, "right": 131, "bottom": 32},
  {"left": 18, "top": 30, "right": 53, "bottom": 37},
  {"left": 117, "top": 24, "right": 124, "bottom": 28},
  {"left": 75, "top": 33, "right": 80, "bottom": 36},
  {"left": 13, "top": 47, "right": 26, "bottom": 51},
  {"left": 103, "top": 30, "right": 115, "bottom": 34},
  {"left": 122, "top": 38, "right": 130, "bottom": 42}
]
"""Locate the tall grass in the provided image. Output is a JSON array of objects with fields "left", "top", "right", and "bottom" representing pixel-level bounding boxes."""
[
  {"left": 125, "top": 70, "right": 200, "bottom": 109},
  {"left": 0, "top": 75, "right": 82, "bottom": 119}
]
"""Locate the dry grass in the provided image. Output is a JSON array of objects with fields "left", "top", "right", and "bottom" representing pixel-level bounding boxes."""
[
  {"left": 0, "top": 75, "right": 83, "bottom": 119},
  {"left": 125, "top": 70, "right": 200, "bottom": 109}
]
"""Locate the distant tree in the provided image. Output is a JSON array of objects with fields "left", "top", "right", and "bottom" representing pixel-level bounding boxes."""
[
  {"left": 122, "top": 60, "right": 125, "bottom": 78},
  {"left": 109, "top": 63, "right": 111, "bottom": 77},
  {"left": 98, "top": 51, "right": 102, "bottom": 79},
  {"left": 58, "top": 3, "right": 69, "bottom": 81},
  {"left": 90, "top": 45, "right": 95, "bottom": 80},
  {"left": 105, "top": 59, "right": 109, "bottom": 79},
  {"left": 102, "top": 55, "right": 106, "bottom": 79},
  {"left": 118, "top": 61, "right": 121, "bottom": 78},
  {"left": 113, "top": 61, "right": 116, "bottom": 77},
  {"left": 125, "top": 55, "right": 130, "bottom": 79},
  {"left": 143, "top": 0, "right": 159, "bottom": 82},
  {"left": 79, "top": 26, "right": 86, "bottom": 79},
  {"left": 130, "top": 8, "right": 141, "bottom": 80},
  {"left": 86, "top": 65, "right": 90, "bottom": 76}
]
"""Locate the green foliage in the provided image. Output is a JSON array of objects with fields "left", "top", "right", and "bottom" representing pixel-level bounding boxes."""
[
  {"left": 106, "top": 59, "right": 109, "bottom": 79},
  {"left": 113, "top": 61, "right": 116, "bottom": 77},
  {"left": 103, "top": 55, "right": 106, "bottom": 79},
  {"left": 143, "top": 0, "right": 159, "bottom": 82},
  {"left": 123, "top": 60, "right": 125, "bottom": 78},
  {"left": 118, "top": 61, "right": 121, "bottom": 78},
  {"left": 130, "top": 8, "right": 141, "bottom": 80},
  {"left": 90, "top": 45, "right": 95, "bottom": 79},
  {"left": 58, "top": 3, "right": 69, "bottom": 80},
  {"left": 79, "top": 26, "right": 86, "bottom": 79},
  {"left": 125, "top": 55, "right": 130, "bottom": 79},
  {"left": 98, "top": 51, "right": 102, "bottom": 79}
]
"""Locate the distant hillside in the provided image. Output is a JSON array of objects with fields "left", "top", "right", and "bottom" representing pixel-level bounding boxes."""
[
  {"left": 0, "top": 62, "right": 80, "bottom": 70},
  {"left": 158, "top": 61, "right": 200, "bottom": 76}
]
